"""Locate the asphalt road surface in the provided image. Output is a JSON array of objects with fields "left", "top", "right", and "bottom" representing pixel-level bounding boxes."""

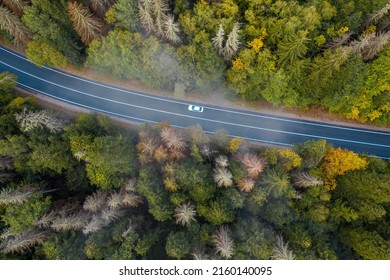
[{"left": 1, "top": 46, "right": 389, "bottom": 159}]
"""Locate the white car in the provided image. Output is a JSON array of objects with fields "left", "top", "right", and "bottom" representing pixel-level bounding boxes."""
[{"left": 188, "top": 105, "right": 204, "bottom": 112}]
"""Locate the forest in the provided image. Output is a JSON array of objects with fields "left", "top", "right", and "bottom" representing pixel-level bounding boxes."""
[
  {"left": 0, "top": 0, "right": 389, "bottom": 125},
  {"left": 0, "top": 72, "right": 389, "bottom": 260}
]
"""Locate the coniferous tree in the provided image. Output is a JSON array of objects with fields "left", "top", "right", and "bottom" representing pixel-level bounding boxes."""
[
  {"left": 271, "top": 235, "right": 295, "bottom": 260},
  {"left": 213, "top": 226, "right": 234, "bottom": 259},
  {"left": 67, "top": 2, "right": 104, "bottom": 45},
  {"left": 0, "top": 5, "right": 30, "bottom": 46},
  {"left": 174, "top": 202, "right": 196, "bottom": 226},
  {"left": 2, "top": 0, "right": 29, "bottom": 16}
]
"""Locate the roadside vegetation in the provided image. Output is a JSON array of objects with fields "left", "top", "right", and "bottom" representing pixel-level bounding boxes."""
[
  {"left": 1, "top": 73, "right": 389, "bottom": 260},
  {"left": 0, "top": 0, "right": 389, "bottom": 125}
]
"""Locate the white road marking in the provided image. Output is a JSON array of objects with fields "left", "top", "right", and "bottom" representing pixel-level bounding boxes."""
[
  {"left": 15, "top": 83, "right": 390, "bottom": 160},
  {"left": 1, "top": 46, "right": 389, "bottom": 136}
]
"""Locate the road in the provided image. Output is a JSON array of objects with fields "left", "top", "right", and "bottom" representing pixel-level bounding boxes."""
[{"left": 1, "top": 46, "right": 389, "bottom": 159}]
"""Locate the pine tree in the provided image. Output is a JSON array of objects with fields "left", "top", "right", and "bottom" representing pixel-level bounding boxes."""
[
  {"left": 291, "top": 172, "right": 323, "bottom": 188},
  {"left": 138, "top": 0, "right": 154, "bottom": 34},
  {"left": 240, "top": 153, "right": 266, "bottom": 178},
  {"left": 174, "top": 202, "right": 196, "bottom": 226},
  {"left": 212, "top": 24, "right": 225, "bottom": 56},
  {"left": 213, "top": 167, "right": 233, "bottom": 187},
  {"left": 366, "top": 3, "right": 390, "bottom": 26},
  {"left": 0, "top": 5, "right": 30, "bottom": 46},
  {"left": 160, "top": 127, "right": 187, "bottom": 152},
  {"left": 223, "top": 22, "right": 241, "bottom": 61},
  {"left": 0, "top": 230, "right": 46, "bottom": 254},
  {"left": 2, "top": 0, "right": 29, "bottom": 16},
  {"left": 271, "top": 235, "right": 295, "bottom": 260},
  {"left": 0, "top": 184, "right": 42, "bottom": 206},
  {"left": 262, "top": 168, "right": 291, "bottom": 198},
  {"left": 277, "top": 31, "right": 309, "bottom": 67},
  {"left": 237, "top": 178, "right": 255, "bottom": 192},
  {"left": 151, "top": 0, "right": 169, "bottom": 37},
  {"left": 15, "top": 108, "right": 66, "bottom": 133},
  {"left": 83, "top": 190, "right": 107, "bottom": 213},
  {"left": 163, "top": 15, "right": 181, "bottom": 44},
  {"left": 89, "top": 0, "right": 112, "bottom": 14},
  {"left": 351, "top": 32, "right": 390, "bottom": 61},
  {"left": 213, "top": 226, "right": 234, "bottom": 259},
  {"left": 67, "top": 2, "right": 104, "bottom": 45}
]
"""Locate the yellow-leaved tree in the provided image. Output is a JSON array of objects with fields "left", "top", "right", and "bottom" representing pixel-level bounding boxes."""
[{"left": 323, "top": 147, "right": 368, "bottom": 189}]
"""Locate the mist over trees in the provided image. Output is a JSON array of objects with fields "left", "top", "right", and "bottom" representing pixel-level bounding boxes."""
[
  {"left": 1, "top": 0, "right": 388, "bottom": 124},
  {"left": 0, "top": 76, "right": 389, "bottom": 260}
]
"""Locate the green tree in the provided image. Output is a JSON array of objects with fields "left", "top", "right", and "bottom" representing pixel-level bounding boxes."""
[
  {"left": 175, "top": 159, "right": 215, "bottom": 203},
  {"left": 70, "top": 135, "right": 137, "bottom": 189},
  {"left": 22, "top": 0, "right": 83, "bottom": 65},
  {"left": 261, "top": 168, "right": 292, "bottom": 198},
  {"left": 340, "top": 227, "right": 390, "bottom": 260},
  {"left": 26, "top": 41, "right": 68, "bottom": 67},
  {"left": 137, "top": 166, "right": 173, "bottom": 222},
  {"left": 28, "top": 136, "right": 74, "bottom": 174},
  {"left": 105, "top": 0, "right": 138, "bottom": 31},
  {"left": 165, "top": 231, "right": 191, "bottom": 259},
  {"left": 276, "top": 31, "right": 309, "bottom": 67},
  {"left": 1, "top": 194, "right": 51, "bottom": 234}
]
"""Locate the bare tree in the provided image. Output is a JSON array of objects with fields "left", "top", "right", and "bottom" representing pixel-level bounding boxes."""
[
  {"left": 122, "top": 178, "right": 137, "bottom": 192},
  {"left": 2, "top": 0, "right": 29, "bottom": 16},
  {"left": 51, "top": 212, "right": 88, "bottom": 232},
  {"left": 213, "top": 167, "right": 233, "bottom": 187},
  {"left": 0, "top": 184, "right": 42, "bottom": 205},
  {"left": 271, "top": 235, "right": 295, "bottom": 260},
  {"left": 291, "top": 172, "right": 323, "bottom": 188},
  {"left": 212, "top": 225, "right": 234, "bottom": 259},
  {"left": 223, "top": 23, "right": 241, "bottom": 61},
  {"left": 366, "top": 3, "right": 390, "bottom": 26},
  {"left": 351, "top": 32, "right": 390, "bottom": 60},
  {"left": 15, "top": 108, "right": 66, "bottom": 133},
  {"left": 199, "top": 144, "right": 217, "bottom": 160},
  {"left": 106, "top": 192, "right": 123, "bottom": 209},
  {"left": 240, "top": 153, "right": 266, "bottom": 178},
  {"left": 214, "top": 155, "right": 229, "bottom": 168},
  {"left": 361, "top": 32, "right": 390, "bottom": 60},
  {"left": 160, "top": 127, "right": 187, "bottom": 151},
  {"left": 191, "top": 247, "right": 210, "bottom": 260},
  {"left": 163, "top": 15, "right": 181, "bottom": 44},
  {"left": 83, "top": 190, "right": 108, "bottom": 213},
  {"left": 35, "top": 211, "right": 57, "bottom": 229},
  {"left": 82, "top": 215, "right": 104, "bottom": 235},
  {"left": 68, "top": 2, "right": 104, "bottom": 45},
  {"left": 122, "top": 219, "right": 136, "bottom": 238},
  {"left": 325, "top": 32, "right": 353, "bottom": 49},
  {"left": 237, "top": 178, "right": 255, "bottom": 192},
  {"left": 122, "top": 192, "right": 143, "bottom": 207},
  {"left": 137, "top": 136, "right": 159, "bottom": 164},
  {"left": 212, "top": 24, "right": 225, "bottom": 56},
  {"left": 1, "top": 230, "right": 46, "bottom": 254},
  {"left": 89, "top": 0, "right": 113, "bottom": 14},
  {"left": 0, "top": 5, "right": 30, "bottom": 46},
  {"left": 138, "top": 0, "right": 155, "bottom": 34},
  {"left": 151, "top": 0, "right": 169, "bottom": 37},
  {"left": 101, "top": 207, "right": 126, "bottom": 223},
  {"left": 174, "top": 202, "right": 196, "bottom": 226}
]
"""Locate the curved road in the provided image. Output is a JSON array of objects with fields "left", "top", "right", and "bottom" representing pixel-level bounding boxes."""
[{"left": 1, "top": 46, "right": 389, "bottom": 159}]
